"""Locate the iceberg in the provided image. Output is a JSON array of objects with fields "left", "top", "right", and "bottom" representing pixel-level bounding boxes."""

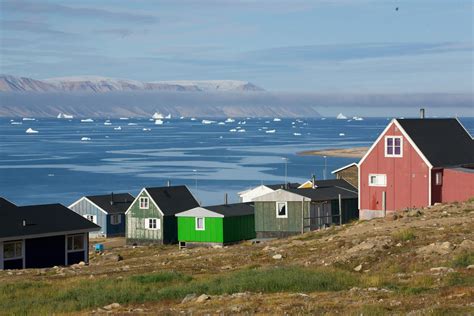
[
  {"left": 81, "top": 137, "right": 91, "bottom": 141},
  {"left": 266, "top": 129, "right": 276, "bottom": 134},
  {"left": 293, "top": 133, "right": 302, "bottom": 136},
  {"left": 225, "top": 118, "right": 235, "bottom": 123},
  {"left": 143, "top": 128, "right": 151, "bottom": 131},
  {"left": 165, "top": 114, "right": 172, "bottom": 119},
  {"left": 119, "top": 117, "right": 129, "bottom": 120},
  {"left": 180, "top": 116, "right": 185, "bottom": 120},
  {"left": 22, "top": 117, "right": 35, "bottom": 121},
  {"left": 11, "top": 121, "right": 22, "bottom": 125},
  {"left": 190, "top": 117, "right": 196, "bottom": 121},
  {"left": 273, "top": 118, "right": 281, "bottom": 122},
  {"left": 237, "top": 129, "right": 246, "bottom": 132},
  {"left": 218, "top": 122, "right": 226, "bottom": 125},
  {"left": 339, "top": 133, "right": 345, "bottom": 136},
  {"left": 104, "top": 121, "right": 112, "bottom": 126},
  {"left": 155, "top": 119, "right": 163, "bottom": 125},
  {"left": 114, "top": 126, "right": 122, "bottom": 130},
  {"left": 81, "top": 118, "right": 94, "bottom": 123},
  {"left": 152, "top": 112, "right": 164, "bottom": 119},
  {"left": 25, "top": 128, "right": 38, "bottom": 134},
  {"left": 229, "top": 129, "right": 237, "bottom": 132},
  {"left": 352, "top": 116, "right": 364, "bottom": 121},
  {"left": 336, "top": 113, "right": 347, "bottom": 120},
  {"left": 128, "top": 123, "right": 137, "bottom": 126},
  {"left": 57, "top": 113, "right": 73, "bottom": 119},
  {"left": 202, "top": 120, "right": 215, "bottom": 125}
]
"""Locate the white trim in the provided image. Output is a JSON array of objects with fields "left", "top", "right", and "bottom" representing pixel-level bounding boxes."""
[
  {"left": 435, "top": 172, "right": 443, "bottom": 185},
  {"left": 253, "top": 189, "right": 311, "bottom": 202},
  {"left": 358, "top": 119, "right": 397, "bottom": 166},
  {"left": 393, "top": 120, "right": 433, "bottom": 169},
  {"left": 125, "top": 188, "right": 165, "bottom": 216},
  {"left": 0, "top": 228, "right": 99, "bottom": 242},
  {"left": 139, "top": 197, "right": 150, "bottom": 209},
  {"left": 145, "top": 218, "right": 160, "bottom": 230},
  {"left": 276, "top": 201, "right": 288, "bottom": 218},
  {"left": 69, "top": 197, "right": 108, "bottom": 215},
  {"left": 83, "top": 214, "right": 97, "bottom": 224},
  {"left": 67, "top": 234, "right": 85, "bottom": 252},
  {"left": 195, "top": 217, "right": 205, "bottom": 230},
  {"left": 331, "top": 162, "right": 358, "bottom": 174},
  {"left": 384, "top": 136, "right": 403, "bottom": 158},
  {"left": 176, "top": 207, "right": 224, "bottom": 218},
  {"left": 368, "top": 174, "right": 387, "bottom": 187}
]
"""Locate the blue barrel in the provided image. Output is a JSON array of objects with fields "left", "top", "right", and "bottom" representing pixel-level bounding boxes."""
[{"left": 95, "top": 243, "right": 104, "bottom": 252}]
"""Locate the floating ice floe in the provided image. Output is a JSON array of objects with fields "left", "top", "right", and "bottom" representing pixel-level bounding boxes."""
[
  {"left": 293, "top": 133, "right": 302, "bottom": 136},
  {"left": 155, "top": 119, "right": 163, "bottom": 125},
  {"left": 238, "top": 121, "right": 246, "bottom": 125},
  {"left": 273, "top": 118, "right": 281, "bottom": 122},
  {"left": 152, "top": 112, "right": 164, "bottom": 119},
  {"left": 202, "top": 120, "right": 215, "bottom": 125},
  {"left": 229, "top": 129, "right": 237, "bottom": 132},
  {"left": 25, "top": 128, "right": 38, "bottom": 134},
  {"left": 352, "top": 116, "right": 364, "bottom": 121},
  {"left": 11, "top": 121, "right": 22, "bottom": 125},
  {"left": 225, "top": 118, "right": 235, "bottom": 123},
  {"left": 57, "top": 113, "right": 73, "bottom": 119},
  {"left": 262, "top": 126, "right": 268, "bottom": 130},
  {"left": 128, "top": 123, "right": 137, "bottom": 126},
  {"left": 265, "top": 121, "right": 270, "bottom": 123},
  {"left": 119, "top": 117, "right": 129, "bottom": 120},
  {"left": 142, "top": 128, "right": 151, "bottom": 131},
  {"left": 23, "top": 117, "right": 35, "bottom": 121},
  {"left": 81, "top": 137, "right": 91, "bottom": 141},
  {"left": 165, "top": 114, "right": 172, "bottom": 119},
  {"left": 180, "top": 116, "right": 185, "bottom": 120},
  {"left": 81, "top": 118, "right": 94, "bottom": 123},
  {"left": 219, "top": 136, "right": 223, "bottom": 139},
  {"left": 237, "top": 129, "right": 246, "bottom": 132},
  {"left": 114, "top": 126, "right": 122, "bottom": 130},
  {"left": 190, "top": 117, "right": 196, "bottom": 121},
  {"left": 321, "top": 117, "right": 327, "bottom": 120},
  {"left": 218, "top": 122, "right": 226, "bottom": 125},
  {"left": 266, "top": 129, "right": 276, "bottom": 134},
  {"left": 339, "top": 133, "right": 345, "bottom": 136},
  {"left": 104, "top": 121, "right": 112, "bottom": 126},
  {"left": 336, "top": 113, "right": 347, "bottom": 120}
]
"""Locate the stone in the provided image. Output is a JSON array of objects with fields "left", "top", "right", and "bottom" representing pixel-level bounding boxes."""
[
  {"left": 354, "top": 264, "right": 363, "bottom": 272},
  {"left": 212, "top": 245, "right": 223, "bottom": 249},
  {"left": 466, "top": 265, "right": 474, "bottom": 270},
  {"left": 396, "top": 243, "right": 402, "bottom": 247},
  {"left": 230, "top": 305, "right": 242, "bottom": 313},
  {"left": 78, "top": 261, "right": 86, "bottom": 266},
  {"left": 103, "top": 303, "right": 121, "bottom": 310},
  {"left": 181, "top": 294, "right": 196, "bottom": 304},
  {"left": 430, "top": 267, "right": 454, "bottom": 273},
  {"left": 263, "top": 246, "right": 276, "bottom": 252},
  {"left": 416, "top": 242, "right": 453, "bottom": 256},
  {"left": 272, "top": 254, "right": 283, "bottom": 260},
  {"left": 195, "top": 294, "right": 210, "bottom": 303},
  {"left": 458, "top": 240, "right": 474, "bottom": 251},
  {"left": 103, "top": 254, "right": 123, "bottom": 262},
  {"left": 407, "top": 210, "right": 422, "bottom": 217}
]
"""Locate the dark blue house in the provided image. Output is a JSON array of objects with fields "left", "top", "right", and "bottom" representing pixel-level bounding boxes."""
[
  {"left": 69, "top": 193, "right": 133, "bottom": 238},
  {"left": 0, "top": 203, "right": 99, "bottom": 270}
]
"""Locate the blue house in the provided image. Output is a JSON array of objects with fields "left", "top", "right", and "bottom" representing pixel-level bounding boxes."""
[{"left": 69, "top": 193, "right": 134, "bottom": 238}]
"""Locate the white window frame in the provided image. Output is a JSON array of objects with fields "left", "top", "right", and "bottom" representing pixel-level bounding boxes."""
[
  {"left": 435, "top": 172, "right": 443, "bottom": 185},
  {"left": 139, "top": 197, "right": 149, "bottom": 209},
  {"left": 67, "top": 234, "right": 85, "bottom": 252},
  {"left": 368, "top": 174, "right": 387, "bottom": 187},
  {"left": 83, "top": 214, "right": 97, "bottom": 224},
  {"left": 385, "top": 136, "right": 403, "bottom": 158},
  {"left": 145, "top": 218, "right": 160, "bottom": 230},
  {"left": 195, "top": 217, "right": 205, "bottom": 231},
  {"left": 276, "top": 202, "right": 288, "bottom": 218},
  {"left": 3, "top": 240, "right": 23, "bottom": 261},
  {"left": 110, "top": 214, "right": 121, "bottom": 225}
]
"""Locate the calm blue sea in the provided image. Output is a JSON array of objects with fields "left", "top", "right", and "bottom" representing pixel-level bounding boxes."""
[{"left": 1, "top": 116, "right": 473, "bottom": 206}]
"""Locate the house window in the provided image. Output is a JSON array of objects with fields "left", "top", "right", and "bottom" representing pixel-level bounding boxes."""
[
  {"left": 369, "top": 174, "right": 387, "bottom": 187},
  {"left": 145, "top": 218, "right": 160, "bottom": 230},
  {"left": 110, "top": 214, "right": 121, "bottom": 225},
  {"left": 195, "top": 217, "right": 205, "bottom": 230},
  {"left": 139, "top": 197, "right": 149, "bottom": 209},
  {"left": 3, "top": 241, "right": 23, "bottom": 260},
  {"left": 84, "top": 214, "right": 97, "bottom": 224},
  {"left": 276, "top": 202, "right": 288, "bottom": 218},
  {"left": 67, "top": 234, "right": 84, "bottom": 252},
  {"left": 385, "top": 136, "right": 403, "bottom": 157},
  {"left": 435, "top": 172, "right": 443, "bottom": 185}
]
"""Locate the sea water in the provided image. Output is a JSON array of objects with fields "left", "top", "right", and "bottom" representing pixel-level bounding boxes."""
[{"left": 1, "top": 117, "right": 472, "bottom": 206}]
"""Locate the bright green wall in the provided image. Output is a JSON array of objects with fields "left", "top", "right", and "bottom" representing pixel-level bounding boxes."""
[{"left": 177, "top": 217, "right": 224, "bottom": 243}]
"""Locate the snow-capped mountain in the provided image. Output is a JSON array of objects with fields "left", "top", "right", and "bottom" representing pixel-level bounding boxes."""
[{"left": 0, "top": 75, "right": 264, "bottom": 93}]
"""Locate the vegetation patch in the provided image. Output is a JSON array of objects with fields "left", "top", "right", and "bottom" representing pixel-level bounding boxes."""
[
  {"left": 131, "top": 271, "right": 192, "bottom": 284},
  {"left": 392, "top": 228, "right": 416, "bottom": 242},
  {"left": 451, "top": 251, "right": 474, "bottom": 268}
]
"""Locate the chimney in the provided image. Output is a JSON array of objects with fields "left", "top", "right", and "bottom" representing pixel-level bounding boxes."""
[
  {"left": 420, "top": 108, "right": 425, "bottom": 119},
  {"left": 224, "top": 193, "right": 228, "bottom": 205},
  {"left": 110, "top": 192, "right": 114, "bottom": 205},
  {"left": 167, "top": 180, "right": 171, "bottom": 187},
  {"left": 22, "top": 219, "right": 26, "bottom": 227},
  {"left": 312, "top": 174, "right": 316, "bottom": 189}
]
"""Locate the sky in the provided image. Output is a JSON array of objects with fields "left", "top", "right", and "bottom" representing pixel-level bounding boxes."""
[{"left": 0, "top": 0, "right": 473, "bottom": 94}]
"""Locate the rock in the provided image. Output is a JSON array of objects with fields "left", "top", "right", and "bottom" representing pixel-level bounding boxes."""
[
  {"left": 78, "top": 261, "right": 86, "bottom": 266},
  {"left": 195, "top": 294, "right": 210, "bottom": 303},
  {"left": 467, "top": 265, "right": 474, "bottom": 270},
  {"left": 367, "top": 287, "right": 378, "bottom": 291},
  {"left": 430, "top": 267, "right": 454, "bottom": 273},
  {"left": 354, "top": 264, "right": 363, "bottom": 272},
  {"left": 181, "top": 294, "right": 196, "bottom": 304},
  {"left": 230, "top": 305, "right": 242, "bottom": 313},
  {"left": 220, "top": 265, "right": 232, "bottom": 270},
  {"left": 458, "top": 240, "right": 474, "bottom": 251},
  {"left": 416, "top": 242, "right": 453, "bottom": 256},
  {"left": 407, "top": 209, "right": 422, "bottom": 217},
  {"left": 103, "top": 254, "right": 123, "bottom": 262},
  {"left": 263, "top": 246, "right": 276, "bottom": 252},
  {"left": 396, "top": 243, "right": 402, "bottom": 247},
  {"left": 103, "top": 303, "right": 121, "bottom": 310},
  {"left": 272, "top": 254, "right": 283, "bottom": 260},
  {"left": 212, "top": 245, "right": 223, "bottom": 249}
]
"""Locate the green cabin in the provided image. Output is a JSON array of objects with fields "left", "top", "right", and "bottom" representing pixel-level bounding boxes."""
[
  {"left": 253, "top": 179, "right": 358, "bottom": 238},
  {"left": 175, "top": 203, "right": 255, "bottom": 247},
  {"left": 125, "top": 185, "right": 199, "bottom": 245}
]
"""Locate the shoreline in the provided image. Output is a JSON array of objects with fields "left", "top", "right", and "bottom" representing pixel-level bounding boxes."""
[{"left": 297, "top": 147, "right": 369, "bottom": 158}]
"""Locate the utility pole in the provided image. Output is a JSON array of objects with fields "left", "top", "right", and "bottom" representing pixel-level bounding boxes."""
[
  {"left": 323, "top": 155, "right": 327, "bottom": 180},
  {"left": 282, "top": 157, "right": 288, "bottom": 186}
]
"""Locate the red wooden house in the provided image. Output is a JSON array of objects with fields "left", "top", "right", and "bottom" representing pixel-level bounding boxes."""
[{"left": 359, "top": 118, "right": 474, "bottom": 219}]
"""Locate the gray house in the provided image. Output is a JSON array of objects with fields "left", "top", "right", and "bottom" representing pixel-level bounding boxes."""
[{"left": 69, "top": 193, "right": 134, "bottom": 238}]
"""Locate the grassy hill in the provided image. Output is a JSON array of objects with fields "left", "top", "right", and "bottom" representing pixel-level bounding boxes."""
[{"left": 1, "top": 200, "right": 473, "bottom": 315}]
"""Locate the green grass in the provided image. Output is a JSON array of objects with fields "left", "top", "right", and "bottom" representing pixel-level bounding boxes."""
[
  {"left": 445, "top": 272, "right": 474, "bottom": 287},
  {"left": 391, "top": 228, "right": 416, "bottom": 242},
  {"left": 0, "top": 267, "right": 359, "bottom": 314},
  {"left": 451, "top": 251, "right": 474, "bottom": 268}
]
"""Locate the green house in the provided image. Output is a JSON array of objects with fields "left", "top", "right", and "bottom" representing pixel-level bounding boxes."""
[
  {"left": 175, "top": 203, "right": 255, "bottom": 247},
  {"left": 253, "top": 179, "right": 358, "bottom": 238},
  {"left": 125, "top": 185, "right": 199, "bottom": 245}
]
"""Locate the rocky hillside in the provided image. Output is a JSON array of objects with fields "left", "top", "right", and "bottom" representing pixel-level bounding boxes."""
[
  {"left": 0, "top": 200, "right": 472, "bottom": 314},
  {"left": 0, "top": 75, "right": 264, "bottom": 93}
]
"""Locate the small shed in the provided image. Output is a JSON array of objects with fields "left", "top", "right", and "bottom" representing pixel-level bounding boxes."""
[
  {"left": 125, "top": 185, "right": 199, "bottom": 245},
  {"left": 0, "top": 203, "right": 99, "bottom": 270},
  {"left": 69, "top": 193, "right": 134, "bottom": 238},
  {"left": 175, "top": 203, "right": 255, "bottom": 247},
  {"left": 253, "top": 179, "right": 358, "bottom": 238},
  {"left": 238, "top": 183, "right": 300, "bottom": 202},
  {"left": 331, "top": 163, "right": 358, "bottom": 188}
]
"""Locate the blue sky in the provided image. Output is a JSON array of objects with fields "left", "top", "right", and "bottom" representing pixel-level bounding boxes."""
[{"left": 0, "top": 0, "right": 472, "bottom": 93}]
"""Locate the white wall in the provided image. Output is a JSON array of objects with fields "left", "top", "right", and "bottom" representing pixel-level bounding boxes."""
[{"left": 239, "top": 185, "right": 275, "bottom": 203}]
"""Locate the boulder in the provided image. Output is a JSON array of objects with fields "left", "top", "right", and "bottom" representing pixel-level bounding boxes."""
[
  {"left": 354, "top": 264, "right": 363, "bottom": 272},
  {"left": 430, "top": 267, "right": 454, "bottom": 273},
  {"left": 416, "top": 242, "right": 453, "bottom": 256},
  {"left": 103, "top": 303, "right": 121, "bottom": 310},
  {"left": 181, "top": 294, "right": 196, "bottom": 304},
  {"left": 458, "top": 240, "right": 474, "bottom": 251},
  {"left": 103, "top": 254, "right": 123, "bottom": 262},
  {"left": 467, "top": 265, "right": 474, "bottom": 270},
  {"left": 195, "top": 294, "right": 210, "bottom": 303},
  {"left": 272, "top": 254, "right": 283, "bottom": 260}
]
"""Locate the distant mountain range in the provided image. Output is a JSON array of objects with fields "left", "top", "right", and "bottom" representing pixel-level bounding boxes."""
[{"left": 0, "top": 75, "right": 264, "bottom": 93}]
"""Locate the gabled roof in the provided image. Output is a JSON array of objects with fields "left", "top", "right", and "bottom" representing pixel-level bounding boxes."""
[
  {"left": 146, "top": 185, "right": 199, "bottom": 216},
  {"left": 0, "top": 204, "right": 100, "bottom": 240},
  {"left": 396, "top": 119, "right": 474, "bottom": 167},
  {"left": 285, "top": 186, "right": 358, "bottom": 202},
  {"left": 0, "top": 197, "right": 16, "bottom": 209},
  {"left": 85, "top": 193, "right": 134, "bottom": 214},
  {"left": 299, "top": 179, "right": 357, "bottom": 190},
  {"left": 266, "top": 183, "right": 300, "bottom": 190},
  {"left": 176, "top": 203, "right": 254, "bottom": 218},
  {"left": 331, "top": 163, "right": 358, "bottom": 174}
]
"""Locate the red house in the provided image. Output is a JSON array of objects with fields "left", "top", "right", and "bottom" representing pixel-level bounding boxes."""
[{"left": 359, "top": 118, "right": 474, "bottom": 220}]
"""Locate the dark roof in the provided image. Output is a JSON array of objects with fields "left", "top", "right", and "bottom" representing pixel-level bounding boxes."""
[
  {"left": 0, "top": 197, "right": 16, "bottom": 209},
  {"left": 146, "top": 185, "right": 199, "bottom": 216},
  {"left": 85, "top": 193, "right": 134, "bottom": 214},
  {"left": 397, "top": 118, "right": 474, "bottom": 167},
  {"left": 266, "top": 183, "right": 300, "bottom": 190},
  {"left": 285, "top": 186, "right": 358, "bottom": 202},
  {"left": 312, "top": 179, "right": 356, "bottom": 190},
  {"left": 205, "top": 203, "right": 254, "bottom": 217},
  {"left": 0, "top": 204, "right": 100, "bottom": 239}
]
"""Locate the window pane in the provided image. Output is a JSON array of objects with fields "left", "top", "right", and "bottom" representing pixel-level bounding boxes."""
[
  {"left": 387, "top": 138, "right": 393, "bottom": 146},
  {"left": 394, "top": 147, "right": 401, "bottom": 155},
  {"left": 4, "top": 243, "right": 14, "bottom": 259},
  {"left": 387, "top": 147, "right": 393, "bottom": 155},
  {"left": 197, "top": 218, "right": 203, "bottom": 229},
  {"left": 73, "top": 235, "right": 84, "bottom": 251},
  {"left": 394, "top": 138, "right": 401, "bottom": 146},
  {"left": 15, "top": 242, "right": 22, "bottom": 257},
  {"left": 67, "top": 237, "right": 73, "bottom": 251},
  {"left": 278, "top": 204, "right": 286, "bottom": 216}
]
